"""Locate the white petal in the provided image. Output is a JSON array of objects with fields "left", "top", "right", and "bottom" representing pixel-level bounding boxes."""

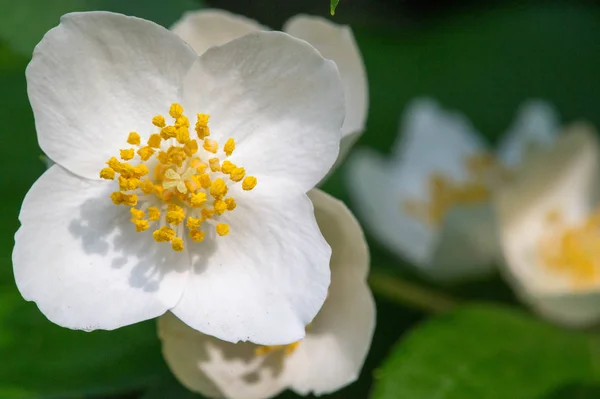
[
  {"left": 285, "top": 191, "right": 375, "bottom": 395},
  {"left": 308, "top": 189, "right": 369, "bottom": 278},
  {"left": 497, "top": 100, "right": 560, "bottom": 167},
  {"left": 181, "top": 31, "right": 345, "bottom": 192},
  {"left": 171, "top": 184, "right": 330, "bottom": 345},
  {"left": 159, "top": 193, "right": 373, "bottom": 396},
  {"left": 13, "top": 166, "right": 189, "bottom": 331},
  {"left": 284, "top": 15, "right": 368, "bottom": 147},
  {"left": 158, "top": 313, "right": 287, "bottom": 399},
  {"left": 517, "top": 289, "right": 600, "bottom": 327},
  {"left": 497, "top": 124, "right": 600, "bottom": 325},
  {"left": 26, "top": 12, "right": 197, "bottom": 180},
  {"left": 430, "top": 204, "right": 498, "bottom": 282},
  {"left": 391, "top": 98, "right": 487, "bottom": 187},
  {"left": 345, "top": 147, "right": 435, "bottom": 266},
  {"left": 171, "top": 9, "right": 266, "bottom": 56}
]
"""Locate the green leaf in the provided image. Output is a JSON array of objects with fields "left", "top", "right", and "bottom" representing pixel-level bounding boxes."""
[
  {"left": 330, "top": 0, "right": 339, "bottom": 16},
  {"left": 372, "top": 304, "right": 600, "bottom": 399},
  {"left": 0, "top": 0, "right": 205, "bottom": 57},
  {"left": 0, "top": 45, "right": 168, "bottom": 398}
]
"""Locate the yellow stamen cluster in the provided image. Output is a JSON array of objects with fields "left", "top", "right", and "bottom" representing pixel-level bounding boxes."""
[
  {"left": 254, "top": 341, "right": 301, "bottom": 357},
  {"left": 100, "top": 103, "right": 258, "bottom": 252},
  {"left": 538, "top": 209, "right": 600, "bottom": 288},
  {"left": 403, "top": 153, "right": 507, "bottom": 226}
]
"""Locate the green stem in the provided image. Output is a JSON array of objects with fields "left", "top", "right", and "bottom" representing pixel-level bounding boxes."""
[{"left": 368, "top": 271, "right": 458, "bottom": 313}]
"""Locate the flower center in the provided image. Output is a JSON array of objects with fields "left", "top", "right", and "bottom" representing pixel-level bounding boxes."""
[
  {"left": 254, "top": 341, "right": 301, "bottom": 357},
  {"left": 538, "top": 209, "right": 600, "bottom": 288},
  {"left": 403, "top": 153, "right": 507, "bottom": 226},
  {"left": 99, "top": 103, "right": 257, "bottom": 252}
]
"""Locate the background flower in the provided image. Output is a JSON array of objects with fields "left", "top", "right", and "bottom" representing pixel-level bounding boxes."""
[
  {"left": 497, "top": 123, "right": 600, "bottom": 327},
  {"left": 345, "top": 98, "right": 559, "bottom": 282}
]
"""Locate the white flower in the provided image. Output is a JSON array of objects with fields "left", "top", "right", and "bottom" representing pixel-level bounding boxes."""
[
  {"left": 345, "top": 98, "right": 559, "bottom": 282},
  {"left": 13, "top": 11, "right": 346, "bottom": 345},
  {"left": 497, "top": 124, "right": 600, "bottom": 327},
  {"left": 171, "top": 9, "right": 368, "bottom": 163},
  {"left": 158, "top": 189, "right": 375, "bottom": 399}
]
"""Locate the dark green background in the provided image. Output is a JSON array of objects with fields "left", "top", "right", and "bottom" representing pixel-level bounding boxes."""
[{"left": 1, "top": 0, "right": 599, "bottom": 397}]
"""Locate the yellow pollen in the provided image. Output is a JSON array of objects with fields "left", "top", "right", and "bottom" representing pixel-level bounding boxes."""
[
  {"left": 104, "top": 105, "right": 257, "bottom": 251},
  {"left": 137, "top": 146, "right": 155, "bottom": 161},
  {"left": 152, "top": 115, "right": 166, "bottom": 128},
  {"left": 120, "top": 149, "right": 135, "bottom": 161},
  {"left": 242, "top": 176, "right": 257, "bottom": 191},
  {"left": 403, "top": 153, "right": 504, "bottom": 226},
  {"left": 210, "top": 179, "right": 228, "bottom": 199},
  {"left": 230, "top": 167, "right": 246, "bottom": 182},
  {"left": 199, "top": 173, "right": 211, "bottom": 188},
  {"left": 203, "top": 139, "right": 218, "bottom": 154},
  {"left": 216, "top": 223, "right": 229, "bottom": 236},
  {"left": 160, "top": 126, "right": 177, "bottom": 140},
  {"left": 153, "top": 226, "right": 176, "bottom": 242},
  {"left": 127, "top": 132, "right": 141, "bottom": 146},
  {"left": 184, "top": 140, "right": 198, "bottom": 157},
  {"left": 225, "top": 197, "right": 236, "bottom": 211},
  {"left": 195, "top": 113, "right": 210, "bottom": 139},
  {"left": 538, "top": 208, "right": 600, "bottom": 289},
  {"left": 190, "top": 192, "right": 208, "bottom": 207},
  {"left": 133, "top": 219, "right": 150, "bottom": 232},
  {"left": 214, "top": 200, "right": 227, "bottom": 215},
  {"left": 221, "top": 160, "right": 235, "bottom": 174},
  {"left": 166, "top": 204, "right": 186, "bottom": 225},
  {"left": 209, "top": 158, "right": 221, "bottom": 172},
  {"left": 255, "top": 341, "right": 301, "bottom": 357},
  {"left": 171, "top": 237, "right": 185, "bottom": 252},
  {"left": 186, "top": 217, "right": 202, "bottom": 230},
  {"left": 169, "top": 103, "right": 184, "bottom": 118},
  {"left": 224, "top": 138, "right": 235, "bottom": 156},
  {"left": 190, "top": 230, "right": 206, "bottom": 242},
  {"left": 130, "top": 208, "right": 145, "bottom": 220},
  {"left": 100, "top": 167, "right": 115, "bottom": 180},
  {"left": 148, "top": 134, "right": 162, "bottom": 149},
  {"left": 176, "top": 126, "right": 190, "bottom": 144},
  {"left": 148, "top": 207, "right": 161, "bottom": 221}
]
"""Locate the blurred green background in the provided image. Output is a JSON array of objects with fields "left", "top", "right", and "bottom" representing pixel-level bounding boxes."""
[{"left": 1, "top": 0, "right": 600, "bottom": 398}]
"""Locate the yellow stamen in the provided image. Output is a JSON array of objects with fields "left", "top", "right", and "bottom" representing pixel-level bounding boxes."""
[
  {"left": 230, "top": 167, "right": 246, "bottom": 182},
  {"left": 203, "top": 139, "right": 218, "bottom": 154},
  {"left": 242, "top": 176, "right": 257, "bottom": 191},
  {"left": 152, "top": 115, "right": 166, "bottom": 128},
  {"left": 137, "top": 146, "right": 155, "bottom": 161},
  {"left": 171, "top": 237, "right": 185, "bottom": 252},
  {"left": 130, "top": 208, "right": 145, "bottom": 220},
  {"left": 153, "top": 226, "right": 176, "bottom": 242},
  {"left": 216, "top": 223, "right": 229, "bottom": 236},
  {"left": 186, "top": 217, "right": 202, "bottom": 230},
  {"left": 225, "top": 197, "right": 236, "bottom": 211},
  {"left": 133, "top": 219, "right": 150, "bottom": 232},
  {"left": 169, "top": 103, "right": 183, "bottom": 118},
  {"left": 209, "top": 158, "right": 221, "bottom": 172},
  {"left": 148, "top": 134, "right": 162, "bottom": 149},
  {"left": 148, "top": 207, "right": 161, "bottom": 221},
  {"left": 190, "top": 192, "right": 208, "bottom": 207},
  {"left": 224, "top": 138, "right": 235, "bottom": 156},
  {"left": 100, "top": 167, "right": 115, "bottom": 180},
  {"left": 120, "top": 149, "right": 135, "bottom": 161},
  {"left": 210, "top": 179, "right": 228, "bottom": 199},
  {"left": 127, "top": 132, "right": 141, "bottom": 146},
  {"left": 190, "top": 230, "right": 205, "bottom": 242},
  {"left": 221, "top": 160, "right": 235, "bottom": 174},
  {"left": 214, "top": 200, "right": 227, "bottom": 215},
  {"left": 166, "top": 204, "right": 185, "bottom": 225}
]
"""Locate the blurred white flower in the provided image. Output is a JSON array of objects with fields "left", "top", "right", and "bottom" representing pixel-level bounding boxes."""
[
  {"left": 158, "top": 189, "right": 375, "bottom": 399},
  {"left": 13, "top": 11, "right": 346, "bottom": 345},
  {"left": 171, "top": 9, "right": 368, "bottom": 163},
  {"left": 345, "top": 98, "right": 559, "bottom": 282},
  {"left": 497, "top": 124, "right": 600, "bottom": 327}
]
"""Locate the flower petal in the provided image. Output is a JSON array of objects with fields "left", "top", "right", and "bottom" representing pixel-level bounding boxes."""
[
  {"left": 158, "top": 312, "right": 287, "bottom": 399},
  {"left": 26, "top": 11, "right": 197, "bottom": 180},
  {"left": 497, "top": 100, "right": 560, "bottom": 167},
  {"left": 181, "top": 31, "right": 345, "bottom": 192},
  {"left": 345, "top": 147, "right": 435, "bottom": 266},
  {"left": 308, "top": 189, "right": 369, "bottom": 278},
  {"left": 171, "top": 9, "right": 266, "bottom": 56},
  {"left": 159, "top": 191, "right": 373, "bottom": 396},
  {"left": 13, "top": 165, "right": 189, "bottom": 331},
  {"left": 284, "top": 15, "right": 368, "bottom": 154},
  {"left": 170, "top": 183, "right": 330, "bottom": 345},
  {"left": 285, "top": 190, "right": 375, "bottom": 395},
  {"left": 391, "top": 98, "right": 487, "bottom": 186},
  {"left": 430, "top": 204, "right": 498, "bottom": 282},
  {"left": 497, "top": 124, "right": 600, "bottom": 325}
]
